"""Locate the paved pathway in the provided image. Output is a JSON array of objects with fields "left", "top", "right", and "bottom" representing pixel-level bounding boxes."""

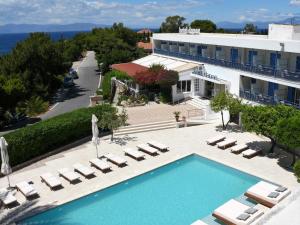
[
  {"left": 40, "top": 51, "right": 99, "bottom": 120},
  {"left": 125, "top": 102, "right": 199, "bottom": 125}
]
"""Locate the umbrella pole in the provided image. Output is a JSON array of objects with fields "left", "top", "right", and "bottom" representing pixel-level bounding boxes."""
[
  {"left": 96, "top": 144, "right": 99, "bottom": 158},
  {"left": 7, "top": 174, "right": 11, "bottom": 188}
]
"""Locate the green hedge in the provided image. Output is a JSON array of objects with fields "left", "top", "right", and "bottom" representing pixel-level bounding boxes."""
[
  {"left": 102, "top": 70, "right": 133, "bottom": 100},
  {"left": 3, "top": 104, "right": 114, "bottom": 167}
]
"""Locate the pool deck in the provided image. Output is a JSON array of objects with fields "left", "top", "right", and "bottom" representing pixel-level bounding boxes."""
[{"left": 0, "top": 123, "right": 299, "bottom": 224}]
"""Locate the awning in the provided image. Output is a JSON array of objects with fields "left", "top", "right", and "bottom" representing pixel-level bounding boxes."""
[{"left": 191, "top": 71, "right": 228, "bottom": 85}]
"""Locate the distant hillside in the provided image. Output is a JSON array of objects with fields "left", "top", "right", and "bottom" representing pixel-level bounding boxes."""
[
  {"left": 217, "top": 17, "right": 300, "bottom": 29},
  {"left": 0, "top": 23, "right": 110, "bottom": 34}
]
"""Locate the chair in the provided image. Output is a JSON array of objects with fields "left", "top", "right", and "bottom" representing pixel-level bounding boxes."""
[
  {"left": 103, "top": 153, "right": 128, "bottom": 167},
  {"left": 213, "top": 199, "right": 264, "bottom": 225},
  {"left": 206, "top": 135, "right": 225, "bottom": 145},
  {"left": 0, "top": 188, "right": 18, "bottom": 206},
  {"left": 124, "top": 148, "right": 145, "bottom": 161},
  {"left": 16, "top": 181, "right": 38, "bottom": 198},
  {"left": 40, "top": 173, "right": 63, "bottom": 190},
  {"left": 245, "top": 181, "right": 291, "bottom": 208},
  {"left": 217, "top": 138, "right": 237, "bottom": 149},
  {"left": 90, "top": 158, "right": 112, "bottom": 172},
  {"left": 147, "top": 141, "right": 169, "bottom": 152},
  {"left": 58, "top": 168, "right": 80, "bottom": 183},
  {"left": 73, "top": 164, "right": 95, "bottom": 178},
  {"left": 137, "top": 144, "right": 159, "bottom": 156},
  {"left": 243, "top": 149, "right": 262, "bottom": 158},
  {"left": 230, "top": 144, "right": 248, "bottom": 154}
]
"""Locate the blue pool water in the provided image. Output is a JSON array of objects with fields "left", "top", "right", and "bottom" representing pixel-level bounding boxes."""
[{"left": 19, "top": 155, "right": 260, "bottom": 225}]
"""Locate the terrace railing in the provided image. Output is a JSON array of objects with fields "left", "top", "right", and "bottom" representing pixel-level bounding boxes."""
[
  {"left": 239, "top": 90, "right": 300, "bottom": 109},
  {"left": 154, "top": 48, "right": 300, "bottom": 82}
]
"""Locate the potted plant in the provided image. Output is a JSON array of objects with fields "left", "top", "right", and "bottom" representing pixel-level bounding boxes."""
[{"left": 173, "top": 111, "right": 181, "bottom": 122}]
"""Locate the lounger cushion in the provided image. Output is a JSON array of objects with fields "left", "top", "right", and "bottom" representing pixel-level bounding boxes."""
[
  {"left": 237, "top": 213, "right": 250, "bottom": 221},
  {"left": 16, "top": 181, "right": 37, "bottom": 197},
  {"left": 268, "top": 192, "right": 279, "bottom": 198},
  {"left": 275, "top": 186, "right": 287, "bottom": 192},
  {"left": 245, "top": 207, "right": 258, "bottom": 214}
]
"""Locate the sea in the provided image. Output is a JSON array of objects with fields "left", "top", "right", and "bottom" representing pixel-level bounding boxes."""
[{"left": 0, "top": 31, "right": 85, "bottom": 56}]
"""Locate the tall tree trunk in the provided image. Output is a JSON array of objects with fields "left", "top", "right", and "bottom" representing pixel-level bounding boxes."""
[
  {"left": 111, "top": 130, "right": 114, "bottom": 141},
  {"left": 221, "top": 111, "right": 225, "bottom": 130},
  {"left": 269, "top": 137, "right": 276, "bottom": 154}
]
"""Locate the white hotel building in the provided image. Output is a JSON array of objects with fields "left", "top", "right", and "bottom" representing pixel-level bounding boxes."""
[{"left": 133, "top": 24, "right": 300, "bottom": 108}]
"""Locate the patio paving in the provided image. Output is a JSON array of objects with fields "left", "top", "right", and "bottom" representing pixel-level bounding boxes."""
[
  {"left": 123, "top": 102, "right": 199, "bottom": 125},
  {"left": 0, "top": 123, "right": 299, "bottom": 224}
]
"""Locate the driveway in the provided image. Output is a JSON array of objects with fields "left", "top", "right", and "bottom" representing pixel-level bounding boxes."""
[{"left": 40, "top": 51, "right": 99, "bottom": 120}]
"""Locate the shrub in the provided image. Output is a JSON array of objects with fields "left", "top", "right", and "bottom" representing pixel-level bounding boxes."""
[
  {"left": 3, "top": 104, "right": 114, "bottom": 166},
  {"left": 102, "top": 70, "right": 132, "bottom": 100},
  {"left": 24, "top": 96, "right": 49, "bottom": 117},
  {"left": 294, "top": 160, "right": 300, "bottom": 181}
]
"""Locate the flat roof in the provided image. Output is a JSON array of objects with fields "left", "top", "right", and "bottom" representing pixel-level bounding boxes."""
[
  {"left": 133, "top": 54, "right": 199, "bottom": 73},
  {"left": 153, "top": 33, "right": 300, "bottom": 53}
]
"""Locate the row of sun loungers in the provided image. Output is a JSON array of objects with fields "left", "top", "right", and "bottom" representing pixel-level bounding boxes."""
[
  {"left": 0, "top": 141, "right": 170, "bottom": 207},
  {"left": 191, "top": 181, "right": 291, "bottom": 225},
  {"left": 206, "top": 135, "right": 262, "bottom": 158}
]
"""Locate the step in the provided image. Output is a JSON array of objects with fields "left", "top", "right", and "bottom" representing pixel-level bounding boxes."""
[
  {"left": 118, "top": 122, "right": 175, "bottom": 133},
  {"left": 115, "top": 124, "right": 176, "bottom": 136},
  {"left": 118, "top": 120, "right": 174, "bottom": 130}
]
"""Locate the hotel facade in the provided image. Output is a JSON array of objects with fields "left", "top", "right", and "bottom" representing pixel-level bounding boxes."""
[{"left": 133, "top": 24, "right": 300, "bottom": 108}]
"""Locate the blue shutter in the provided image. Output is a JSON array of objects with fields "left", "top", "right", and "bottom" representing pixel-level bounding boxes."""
[
  {"left": 287, "top": 87, "right": 295, "bottom": 103},
  {"left": 268, "top": 82, "right": 274, "bottom": 96},
  {"left": 296, "top": 56, "right": 300, "bottom": 72},
  {"left": 270, "top": 53, "right": 280, "bottom": 69},
  {"left": 231, "top": 48, "right": 238, "bottom": 63}
]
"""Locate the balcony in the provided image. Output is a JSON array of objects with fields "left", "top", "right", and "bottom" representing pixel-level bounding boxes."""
[
  {"left": 154, "top": 48, "right": 300, "bottom": 82},
  {"left": 239, "top": 90, "right": 300, "bottom": 109}
]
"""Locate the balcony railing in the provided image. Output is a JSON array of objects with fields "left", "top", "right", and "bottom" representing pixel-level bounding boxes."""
[
  {"left": 154, "top": 48, "right": 300, "bottom": 82},
  {"left": 239, "top": 90, "right": 300, "bottom": 109}
]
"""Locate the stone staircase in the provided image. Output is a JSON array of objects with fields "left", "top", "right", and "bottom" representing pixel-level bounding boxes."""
[
  {"left": 187, "top": 96, "right": 210, "bottom": 110},
  {"left": 114, "top": 120, "right": 177, "bottom": 136}
]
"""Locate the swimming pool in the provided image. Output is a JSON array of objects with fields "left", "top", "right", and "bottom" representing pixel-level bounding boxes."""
[{"left": 19, "top": 155, "right": 260, "bottom": 225}]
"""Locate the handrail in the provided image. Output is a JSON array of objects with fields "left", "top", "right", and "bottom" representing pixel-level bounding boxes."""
[{"left": 154, "top": 49, "right": 300, "bottom": 82}]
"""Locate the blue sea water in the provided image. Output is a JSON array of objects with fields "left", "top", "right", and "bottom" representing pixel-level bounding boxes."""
[
  {"left": 0, "top": 31, "right": 84, "bottom": 55},
  {"left": 19, "top": 155, "right": 260, "bottom": 225}
]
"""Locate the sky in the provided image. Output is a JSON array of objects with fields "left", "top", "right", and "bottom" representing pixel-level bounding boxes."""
[{"left": 0, "top": 0, "right": 299, "bottom": 27}]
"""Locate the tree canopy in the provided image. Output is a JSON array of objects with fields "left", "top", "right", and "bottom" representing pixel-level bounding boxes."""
[
  {"left": 243, "top": 23, "right": 257, "bottom": 34},
  {"left": 160, "top": 16, "right": 187, "bottom": 33},
  {"left": 242, "top": 104, "right": 299, "bottom": 153},
  {"left": 190, "top": 20, "right": 217, "bottom": 33}
]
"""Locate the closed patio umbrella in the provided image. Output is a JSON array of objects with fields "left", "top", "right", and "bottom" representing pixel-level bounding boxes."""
[
  {"left": 0, "top": 137, "right": 12, "bottom": 188},
  {"left": 92, "top": 114, "right": 100, "bottom": 158}
]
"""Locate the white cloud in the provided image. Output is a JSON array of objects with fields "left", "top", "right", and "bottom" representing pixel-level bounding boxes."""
[
  {"left": 0, "top": 0, "right": 207, "bottom": 26},
  {"left": 290, "top": 0, "right": 300, "bottom": 6}
]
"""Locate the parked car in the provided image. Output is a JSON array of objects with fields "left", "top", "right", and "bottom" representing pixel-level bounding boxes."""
[
  {"left": 63, "top": 76, "right": 74, "bottom": 87},
  {"left": 69, "top": 70, "right": 78, "bottom": 79}
]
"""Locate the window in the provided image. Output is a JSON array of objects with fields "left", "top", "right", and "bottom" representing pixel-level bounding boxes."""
[
  {"left": 215, "top": 47, "right": 222, "bottom": 60},
  {"left": 230, "top": 48, "right": 239, "bottom": 63},
  {"left": 177, "top": 80, "right": 191, "bottom": 93},
  {"left": 248, "top": 50, "right": 258, "bottom": 66},
  {"left": 194, "top": 79, "right": 200, "bottom": 92}
]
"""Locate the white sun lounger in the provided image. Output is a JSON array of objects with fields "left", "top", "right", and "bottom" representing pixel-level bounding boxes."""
[
  {"left": 90, "top": 158, "right": 112, "bottom": 172},
  {"left": 40, "top": 173, "right": 62, "bottom": 190},
  {"left": 147, "top": 141, "right": 169, "bottom": 152},
  {"left": 137, "top": 144, "right": 159, "bottom": 156},
  {"left": 16, "top": 181, "right": 38, "bottom": 198},
  {"left": 243, "top": 149, "right": 262, "bottom": 158},
  {"left": 0, "top": 188, "right": 17, "bottom": 206},
  {"left": 206, "top": 135, "right": 226, "bottom": 145},
  {"left": 217, "top": 138, "right": 237, "bottom": 149},
  {"left": 124, "top": 148, "right": 145, "bottom": 160},
  {"left": 213, "top": 199, "right": 264, "bottom": 225},
  {"left": 73, "top": 164, "right": 95, "bottom": 178},
  {"left": 245, "top": 181, "right": 291, "bottom": 208},
  {"left": 190, "top": 220, "right": 209, "bottom": 225},
  {"left": 58, "top": 168, "right": 80, "bottom": 183},
  {"left": 231, "top": 144, "right": 249, "bottom": 154},
  {"left": 103, "top": 153, "right": 128, "bottom": 167}
]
